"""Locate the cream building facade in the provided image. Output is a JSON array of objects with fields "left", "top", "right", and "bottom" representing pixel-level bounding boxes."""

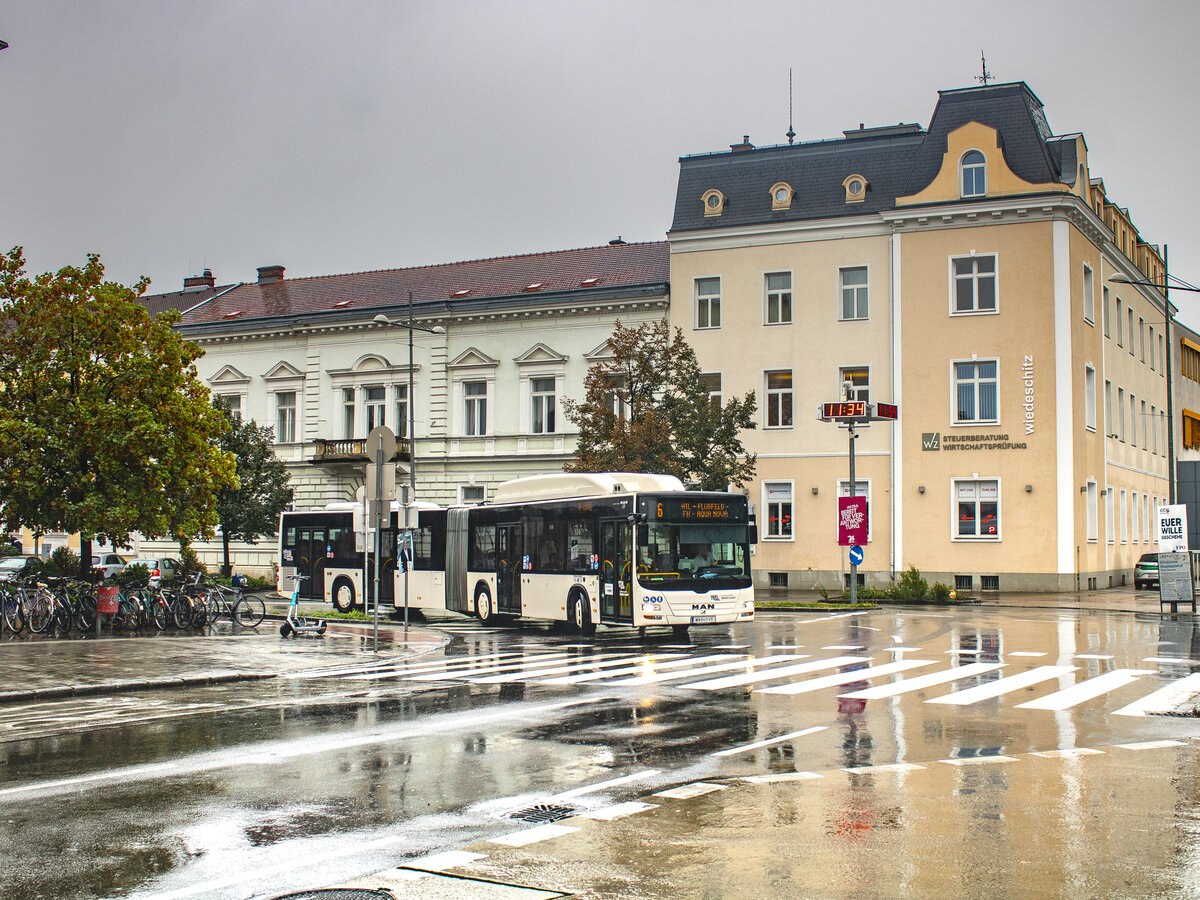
[{"left": 670, "top": 82, "right": 1171, "bottom": 592}]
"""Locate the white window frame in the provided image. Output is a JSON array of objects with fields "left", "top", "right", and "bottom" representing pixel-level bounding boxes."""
[
  {"left": 952, "top": 357, "right": 999, "bottom": 425},
  {"left": 274, "top": 390, "right": 297, "bottom": 444},
  {"left": 364, "top": 384, "right": 387, "bottom": 433},
  {"left": 342, "top": 388, "right": 356, "bottom": 439},
  {"left": 764, "top": 271, "right": 793, "bottom": 325},
  {"left": 1132, "top": 491, "right": 1140, "bottom": 544},
  {"left": 765, "top": 370, "right": 794, "bottom": 429},
  {"left": 1083, "top": 264, "right": 1095, "bottom": 324},
  {"left": 950, "top": 253, "right": 998, "bottom": 315},
  {"left": 463, "top": 379, "right": 489, "bottom": 437},
  {"left": 700, "top": 372, "right": 723, "bottom": 408},
  {"left": 839, "top": 266, "right": 869, "bottom": 321},
  {"left": 763, "top": 481, "right": 794, "bottom": 541},
  {"left": 952, "top": 477, "right": 1000, "bottom": 541},
  {"left": 529, "top": 375, "right": 557, "bottom": 435},
  {"left": 1106, "top": 485, "right": 1115, "bottom": 544},
  {"left": 1117, "top": 387, "right": 1125, "bottom": 440},
  {"left": 695, "top": 276, "right": 722, "bottom": 330},
  {"left": 216, "top": 393, "right": 245, "bottom": 422},
  {"left": 1103, "top": 286, "right": 1110, "bottom": 337},
  {"left": 459, "top": 484, "right": 486, "bottom": 505},
  {"left": 1119, "top": 489, "right": 1128, "bottom": 543},
  {"left": 1086, "top": 479, "right": 1098, "bottom": 543},
  {"left": 960, "top": 149, "right": 987, "bottom": 198},
  {"left": 1105, "top": 380, "right": 1113, "bottom": 437},
  {"left": 394, "top": 383, "right": 409, "bottom": 439},
  {"left": 1085, "top": 364, "right": 1096, "bottom": 431},
  {"left": 1143, "top": 492, "right": 1151, "bottom": 546},
  {"left": 837, "top": 479, "right": 872, "bottom": 542}
]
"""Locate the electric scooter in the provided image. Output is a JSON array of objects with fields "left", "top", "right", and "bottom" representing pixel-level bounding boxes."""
[{"left": 279, "top": 573, "right": 327, "bottom": 638}]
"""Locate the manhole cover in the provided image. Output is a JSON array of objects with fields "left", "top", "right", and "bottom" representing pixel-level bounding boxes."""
[
  {"left": 268, "top": 890, "right": 395, "bottom": 900},
  {"left": 501, "top": 803, "right": 577, "bottom": 824}
]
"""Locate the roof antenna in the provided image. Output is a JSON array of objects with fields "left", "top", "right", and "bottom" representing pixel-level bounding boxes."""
[
  {"left": 786, "top": 67, "right": 796, "bottom": 145},
  {"left": 975, "top": 51, "right": 994, "bottom": 85}
]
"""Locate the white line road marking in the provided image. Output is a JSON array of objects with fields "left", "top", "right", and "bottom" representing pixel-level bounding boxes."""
[
  {"left": 926, "top": 665, "right": 1077, "bottom": 706},
  {"left": 757, "top": 660, "right": 936, "bottom": 696},
  {"left": 1015, "top": 669, "right": 1156, "bottom": 711},
  {"left": 579, "top": 801, "right": 658, "bottom": 820},
  {"left": 408, "top": 850, "right": 489, "bottom": 871},
  {"left": 940, "top": 756, "right": 1019, "bottom": 766},
  {"left": 1009, "top": 651, "right": 1046, "bottom": 657},
  {"left": 712, "top": 726, "right": 828, "bottom": 757},
  {"left": 682, "top": 655, "right": 870, "bottom": 691},
  {"left": 1114, "top": 740, "right": 1188, "bottom": 750},
  {"left": 550, "top": 769, "right": 662, "bottom": 801},
  {"left": 822, "top": 645, "right": 865, "bottom": 650},
  {"left": 741, "top": 772, "right": 823, "bottom": 783},
  {"left": 408, "top": 653, "right": 580, "bottom": 681},
  {"left": 795, "top": 612, "right": 865, "bottom": 623},
  {"left": 488, "top": 824, "right": 579, "bottom": 847},
  {"left": 1031, "top": 748, "right": 1105, "bottom": 759},
  {"left": 1113, "top": 672, "right": 1200, "bottom": 716},
  {"left": 888, "top": 647, "right": 922, "bottom": 653},
  {"left": 653, "top": 782, "right": 727, "bottom": 799},
  {"left": 344, "top": 652, "right": 527, "bottom": 680},
  {"left": 1074, "top": 654, "right": 1114, "bottom": 660},
  {"left": 843, "top": 763, "right": 925, "bottom": 773},
  {"left": 538, "top": 654, "right": 747, "bottom": 685},
  {"left": 838, "top": 662, "right": 1006, "bottom": 700},
  {"left": 468, "top": 654, "right": 651, "bottom": 684},
  {"left": 611, "top": 654, "right": 809, "bottom": 686},
  {"left": 947, "top": 648, "right": 984, "bottom": 655}
]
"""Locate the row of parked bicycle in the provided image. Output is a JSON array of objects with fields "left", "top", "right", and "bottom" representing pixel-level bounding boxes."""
[{"left": 0, "top": 572, "right": 267, "bottom": 637}]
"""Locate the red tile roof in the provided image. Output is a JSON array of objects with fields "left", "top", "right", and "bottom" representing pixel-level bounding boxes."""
[{"left": 179, "top": 242, "right": 668, "bottom": 326}]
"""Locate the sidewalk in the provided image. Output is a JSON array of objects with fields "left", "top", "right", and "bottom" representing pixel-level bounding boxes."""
[{"left": 0, "top": 620, "right": 447, "bottom": 704}]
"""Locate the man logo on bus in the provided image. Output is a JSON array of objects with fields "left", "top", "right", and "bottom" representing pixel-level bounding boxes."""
[{"left": 692, "top": 602, "right": 715, "bottom": 611}]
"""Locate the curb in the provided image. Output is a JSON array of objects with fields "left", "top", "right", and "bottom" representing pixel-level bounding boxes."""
[{"left": 0, "top": 670, "right": 279, "bottom": 706}]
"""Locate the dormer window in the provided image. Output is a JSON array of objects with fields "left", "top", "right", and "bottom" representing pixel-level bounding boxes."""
[
  {"left": 580, "top": 276, "right": 600, "bottom": 287},
  {"left": 524, "top": 282, "right": 544, "bottom": 292},
  {"left": 702, "top": 188, "right": 725, "bottom": 217},
  {"left": 961, "top": 150, "right": 987, "bottom": 198},
  {"left": 334, "top": 299, "right": 353, "bottom": 308},
  {"left": 452, "top": 289, "right": 471, "bottom": 298},
  {"left": 769, "top": 182, "right": 793, "bottom": 210},
  {"left": 842, "top": 174, "right": 868, "bottom": 204}
]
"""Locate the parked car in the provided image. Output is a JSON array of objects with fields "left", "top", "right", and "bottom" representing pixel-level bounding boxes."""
[
  {"left": 1134, "top": 552, "right": 1160, "bottom": 589},
  {"left": 0, "top": 556, "right": 37, "bottom": 582},
  {"left": 92, "top": 553, "right": 127, "bottom": 580},
  {"left": 125, "top": 556, "right": 181, "bottom": 587}
]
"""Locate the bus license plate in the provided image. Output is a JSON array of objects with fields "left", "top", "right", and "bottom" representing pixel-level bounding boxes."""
[{"left": 691, "top": 615, "right": 715, "bottom": 624}]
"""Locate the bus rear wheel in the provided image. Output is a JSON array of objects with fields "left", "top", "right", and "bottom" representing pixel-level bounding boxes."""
[
  {"left": 570, "top": 593, "right": 596, "bottom": 638},
  {"left": 475, "top": 586, "right": 493, "bottom": 625},
  {"left": 332, "top": 578, "right": 355, "bottom": 613}
]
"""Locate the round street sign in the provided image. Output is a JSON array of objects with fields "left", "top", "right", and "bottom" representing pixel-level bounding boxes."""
[
  {"left": 849, "top": 545, "right": 864, "bottom": 566},
  {"left": 365, "top": 425, "right": 396, "bottom": 461}
]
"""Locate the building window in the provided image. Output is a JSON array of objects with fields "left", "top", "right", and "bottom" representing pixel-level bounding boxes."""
[
  {"left": 765, "top": 272, "right": 792, "bottom": 325},
  {"left": 1106, "top": 486, "right": 1115, "bottom": 544},
  {"left": 1151, "top": 405, "right": 1158, "bottom": 452},
  {"left": 702, "top": 188, "right": 725, "bottom": 217},
  {"left": 842, "top": 174, "right": 868, "bottom": 203},
  {"left": 342, "top": 388, "right": 355, "bottom": 438},
  {"left": 769, "top": 182, "right": 793, "bottom": 210},
  {"left": 955, "top": 478, "right": 999, "bottom": 539},
  {"left": 1105, "top": 380, "right": 1113, "bottom": 436},
  {"left": 1117, "top": 387, "right": 1125, "bottom": 440},
  {"left": 217, "top": 394, "right": 243, "bottom": 421},
  {"left": 395, "top": 384, "right": 409, "bottom": 439},
  {"left": 1132, "top": 492, "right": 1140, "bottom": 543},
  {"left": 764, "top": 482, "right": 793, "bottom": 539},
  {"left": 1144, "top": 492, "right": 1151, "bottom": 546},
  {"left": 1127, "top": 308, "right": 1134, "bottom": 355},
  {"left": 840, "top": 267, "right": 868, "bottom": 320},
  {"left": 1086, "top": 480, "right": 1098, "bottom": 542},
  {"left": 1139, "top": 318, "right": 1145, "bottom": 361},
  {"left": 765, "top": 370, "right": 793, "bottom": 428},
  {"left": 1185, "top": 411, "right": 1200, "bottom": 451},
  {"left": 460, "top": 484, "right": 486, "bottom": 505},
  {"left": 1120, "top": 489, "right": 1128, "bottom": 543},
  {"left": 365, "top": 385, "right": 386, "bottom": 432},
  {"left": 840, "top": 366, "right": 869, "bottom": 404},
  {"left": 952, "top": 255, "right": 997, "bottom": 314},
  {"left": 1149, "top": 326, "right": 1156, "bottom": 370},
  {"left": 700, "top": 372, "right": 722, "bottom": 408},
  {"left": 275, "top": 391, "right": 296, "bottom": 443},
  {"left": 1085, "top": 365, "right": 1096, "bottom": 431},
  {"left": 1130, "top": 394, "right": 1137, "bottom": 447},
  {"left": 695, "top": 277, "right": 721, "bottom": 329},
  {"left": 464, "top": 380, "right": 487, "bottom": 436},
  {"left": 531, "top": 376, "right": 556, "bottom": 434},
  {"left": 960, "top": 150, "right": 987, "bottom": 197},
  {"left": 1103, "top": 286, "right": 1110, "bottom": 337},
  {"left": 953, "top": 359, "right": 998, "bottom": 424},
  {"left": 1083, "top": 264, "right": 1094, "bottom": 324},
  {"left": 605, "top": 374, "right": 629, "bottom": 419}
]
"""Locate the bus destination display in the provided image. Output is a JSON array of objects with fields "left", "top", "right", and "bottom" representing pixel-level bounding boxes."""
[{"left": 651, "top": 497, "right": 744, "bottom": 521}]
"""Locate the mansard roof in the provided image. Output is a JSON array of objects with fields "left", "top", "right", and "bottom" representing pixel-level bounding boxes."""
[
  {"left": 178, "top": 242, "right": 668, "bottom": 328},
  {"left": 670, "top": 81, "right": 1073, "bottom": 234}
]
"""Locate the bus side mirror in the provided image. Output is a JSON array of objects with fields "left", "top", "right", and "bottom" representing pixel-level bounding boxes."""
[
  {"left": 637, "top": 524, "right": 649, "bottom": 545},
  {"left": 748, "top": 524, "right": 759, "bottom": 545}
]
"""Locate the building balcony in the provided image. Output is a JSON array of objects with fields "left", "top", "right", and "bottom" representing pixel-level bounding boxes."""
[{"left": 312, "top": 437, "right": 412, "bottom": 469}]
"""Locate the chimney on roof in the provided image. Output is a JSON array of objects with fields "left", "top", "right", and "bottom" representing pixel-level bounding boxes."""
[
  {"left": 182, "top": 268, "right": 217, "bottom": 291},
  {"left": 609, "top": 236, "right": 626, "bottom": 245},
  {"left": 731, "top": 135, "right": 755, "bottom": 152},
  {"left": 257, "top": 265, "right": 285, "bottom": 285}
]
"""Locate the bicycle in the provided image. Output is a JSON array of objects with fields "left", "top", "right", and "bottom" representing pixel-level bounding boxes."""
[
  {"left": 0, "top": 582, "right": 25, "bottom": 634},
  {"left": 195, "top": 573, "right": 266, "bottom": 627}
]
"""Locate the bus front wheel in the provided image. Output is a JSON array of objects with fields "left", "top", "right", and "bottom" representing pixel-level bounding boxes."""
[
  {"left": 570, "top": 593, "right": 596, "bottom": 638},
  {"left": 332, "top": 578, "right": 355, "bottom": 613},
  {"left": 475, "top": 586, "right": 493, "bottom": 625}
]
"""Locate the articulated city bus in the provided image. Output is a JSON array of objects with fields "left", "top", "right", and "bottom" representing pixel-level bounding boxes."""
[{"left": 278, "top": 472, "right": 756, "bottom": 636}]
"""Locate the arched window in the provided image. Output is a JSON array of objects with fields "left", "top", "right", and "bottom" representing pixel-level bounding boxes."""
[{"left": 961, "top": 150, "right": 986, "bottom": 198}]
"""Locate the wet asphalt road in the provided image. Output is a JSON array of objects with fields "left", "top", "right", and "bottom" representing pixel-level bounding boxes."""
[{"left": 3, "top": 605, "right": 1200, "bottom": 899}]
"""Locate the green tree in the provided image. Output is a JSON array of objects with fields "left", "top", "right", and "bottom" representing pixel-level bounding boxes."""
[
  {"left": 213, "top": 399, "right": 294, "bottom": 576},
  {"left": 563, "top": 318, "right": 757, "bottom": 490},
  {"left": 0, "top": 247, "right": 236, "bottom": 573}
]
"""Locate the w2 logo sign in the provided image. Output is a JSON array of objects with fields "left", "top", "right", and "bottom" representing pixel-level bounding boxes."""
[{"left": 922, "top": 432, "right": 941, "bottom": 451}]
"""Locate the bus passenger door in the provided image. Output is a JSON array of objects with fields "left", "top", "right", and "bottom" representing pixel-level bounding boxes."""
[
  {"left": 496, "top": 523, "right": 523, "bottom": 615},
  {"left": 295, "top": 527, "right": 323, "bottom": 600},
  {"left": 600, "top": 519, "right": 632, "bottom": 622}
]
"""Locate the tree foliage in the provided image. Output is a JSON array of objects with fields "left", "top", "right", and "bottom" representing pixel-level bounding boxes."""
[
  {"left": 0, "top": 247, "right": 236, "bottom": 551},
  {"left": 563, "top": 318, "right": 757, "bottom": 490},
  {"left": 213, "top": 399, "right": 294, "bottom": 574}
]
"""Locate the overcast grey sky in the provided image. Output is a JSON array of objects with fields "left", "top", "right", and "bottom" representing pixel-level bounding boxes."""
[{"left": 3, "top": 1, "right": 1200, "bottom": 324}]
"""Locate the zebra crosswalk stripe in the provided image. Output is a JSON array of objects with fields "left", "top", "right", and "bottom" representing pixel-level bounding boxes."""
[
  {"left": 1014, "top": 669, "right": 1156, "bottom": 711},
  {"left": 682, "top": 655, "right": 870, "bottom": 691},
  {"left": 756, "top": 660, "right": 935, "bottom": 696},
  {"left": 926, "top": 665, "right": 1077, "bottom": 706},
  {"left": 838, "top": 662, "right": 1005, "bottom": 700}
]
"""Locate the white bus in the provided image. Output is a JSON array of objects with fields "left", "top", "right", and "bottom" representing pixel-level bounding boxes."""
[{"left": 279, "top": 472, "right": 756, "bottom": 637}]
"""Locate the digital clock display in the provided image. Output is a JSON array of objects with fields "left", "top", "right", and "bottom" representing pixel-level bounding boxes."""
[{"left": 822, "top": 401, "right": 867, "bottom": 419}]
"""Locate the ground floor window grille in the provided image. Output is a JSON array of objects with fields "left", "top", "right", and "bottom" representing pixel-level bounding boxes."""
[
  {"left": 980, "top": 575, "right": 1000, "bottom": 591},
  {"left": 768, "top": 572, "right": 788, "bottom": 588},
  {"left": 955, "top": 574, "right": 973, "bottom": 591}
]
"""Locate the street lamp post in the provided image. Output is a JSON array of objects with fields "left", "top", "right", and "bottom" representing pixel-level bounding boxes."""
[
  {"left": 1110, "top": 245, "right": 1200, "bottom": 506},
  {"left": 373, "top": 297, "right": 445, "bottom": 629}
]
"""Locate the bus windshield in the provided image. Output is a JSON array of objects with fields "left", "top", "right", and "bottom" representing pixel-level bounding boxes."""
[{"left": 636, "top": 521, "right": 751, "bottom": 588}]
